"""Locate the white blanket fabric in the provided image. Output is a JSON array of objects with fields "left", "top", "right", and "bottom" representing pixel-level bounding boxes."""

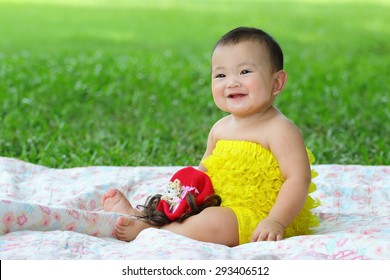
[{"left": 0, "top": 156, "right": 389, "bottom": 259}]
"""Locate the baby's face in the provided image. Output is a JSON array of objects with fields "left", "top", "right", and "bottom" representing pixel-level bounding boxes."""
[{"left": 210, "top": 41, "right": 278, "bottom": 117}]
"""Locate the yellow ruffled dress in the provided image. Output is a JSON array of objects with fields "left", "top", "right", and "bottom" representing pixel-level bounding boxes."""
[{"left": 202, "top": 140, "right": 320, "bottom": 244}]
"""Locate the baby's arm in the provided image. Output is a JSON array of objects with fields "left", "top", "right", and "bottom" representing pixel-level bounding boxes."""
[
  {"left": 251, "top": 119, "right": 311, "bottom": 242},
  {"left": 198, "top": 122, "right": 218, "bottom": 172}
]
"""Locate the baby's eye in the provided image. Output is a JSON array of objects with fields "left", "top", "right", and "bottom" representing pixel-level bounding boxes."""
[
  {"left": 214, "top": 73, "right": 226, "bottom": 78},
  {"left": 240, "top": 69, "right": 252, "bottom": 75}
]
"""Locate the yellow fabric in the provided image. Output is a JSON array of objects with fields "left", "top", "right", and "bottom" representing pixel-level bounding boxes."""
[{"left": 202, "top": 140, "right": 320, "bottom": 244}]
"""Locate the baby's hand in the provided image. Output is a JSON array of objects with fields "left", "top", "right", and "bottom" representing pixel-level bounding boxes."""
[{"left": 251, "top": 217, "right": 285, "bottom": 242}]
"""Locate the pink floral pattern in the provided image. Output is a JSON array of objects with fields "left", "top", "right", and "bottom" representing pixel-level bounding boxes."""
[
  {"left": 3, "top": 212, "right": 14, "bottom": 227},
  {"left": 17, "top": 214, "right": 28, "bottom": 226},
  {"left": 0, "top": 157, "right": 389, "bottom": 259}
]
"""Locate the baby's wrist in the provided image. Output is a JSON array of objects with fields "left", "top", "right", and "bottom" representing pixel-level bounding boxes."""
[{"left": 267, "top": 216, "right": 286, "bottom": 228}]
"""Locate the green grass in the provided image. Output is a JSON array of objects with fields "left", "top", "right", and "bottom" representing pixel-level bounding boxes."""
[{"left": 0, "top": 0, "right": 389, "bottom": 167}]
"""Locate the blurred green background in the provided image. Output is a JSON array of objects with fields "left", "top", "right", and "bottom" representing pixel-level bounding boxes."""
[{"left": 0, "top": 0, "right": 389, "bottom": 167}]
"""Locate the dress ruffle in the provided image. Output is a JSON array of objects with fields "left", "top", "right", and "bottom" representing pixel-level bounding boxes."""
[{"left": 202, "top": 140, "right": 320, "bottom": 244}]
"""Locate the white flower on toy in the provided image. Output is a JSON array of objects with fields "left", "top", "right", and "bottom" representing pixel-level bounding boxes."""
[{"left": 161, "top": 179, "right": 199, "bottom": 213}]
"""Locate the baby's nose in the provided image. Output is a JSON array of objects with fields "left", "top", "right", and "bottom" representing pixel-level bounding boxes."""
[{"left": 226, "top": 78, "right": 240, "bottom": 88}]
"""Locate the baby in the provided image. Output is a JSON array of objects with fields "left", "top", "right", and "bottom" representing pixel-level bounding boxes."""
[{"left": 102, "top": 27, "right": 320, "bottom": 246}]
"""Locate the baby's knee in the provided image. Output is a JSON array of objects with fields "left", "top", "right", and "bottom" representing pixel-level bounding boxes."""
[{"left": 201, "top": 207, "right": 239, "bottom": 245}]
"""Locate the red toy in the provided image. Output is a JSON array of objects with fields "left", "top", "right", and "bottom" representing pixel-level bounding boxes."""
[{"left": 156, "top": 167, "right": 215, "bottom": 221}]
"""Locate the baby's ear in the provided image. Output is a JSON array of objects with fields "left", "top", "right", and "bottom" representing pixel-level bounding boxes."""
[{"left": 272, "top": 70, "right": 288, "bottom": 95}]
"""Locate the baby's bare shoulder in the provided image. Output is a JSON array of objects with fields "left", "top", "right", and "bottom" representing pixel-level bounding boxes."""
[{"left": 270, "top": 113, "right": 300, "bottom": 133}]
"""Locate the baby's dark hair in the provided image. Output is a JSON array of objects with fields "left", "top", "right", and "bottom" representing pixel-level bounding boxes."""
[
  {"left": 136, "top": 193, "right": 222, "bottom": 226},
  {"left": 214, "top": 27, "right": 284, "bottom": 72}
]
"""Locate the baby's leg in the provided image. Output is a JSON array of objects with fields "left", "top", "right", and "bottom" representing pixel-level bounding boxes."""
[
  {"left": 162, "top": 206, "right": 239, "bottom": 247},
  {"left": 112, "top": 202, "right": 239, "bottom": 246}
]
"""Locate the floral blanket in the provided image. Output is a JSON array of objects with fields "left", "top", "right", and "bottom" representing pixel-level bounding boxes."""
[{"left": 0, "top": 156, "right": 389, "bottom": 259}]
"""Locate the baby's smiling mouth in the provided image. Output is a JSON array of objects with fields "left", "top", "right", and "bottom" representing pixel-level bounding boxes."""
[{"left": 228, "top": 93, "right": 247, "bottom": 99}]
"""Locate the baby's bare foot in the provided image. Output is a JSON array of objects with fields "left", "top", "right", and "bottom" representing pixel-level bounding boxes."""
[
  {"left": 102, "top": 189, "right": 137, "bottom": 216},
  {"left": 115, "top": 216, "right": 153, "bottom": 241}
]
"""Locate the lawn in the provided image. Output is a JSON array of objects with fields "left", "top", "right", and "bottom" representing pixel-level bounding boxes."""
[{"left": 0, "top": 0, "right": 389, "bottom": 167}]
